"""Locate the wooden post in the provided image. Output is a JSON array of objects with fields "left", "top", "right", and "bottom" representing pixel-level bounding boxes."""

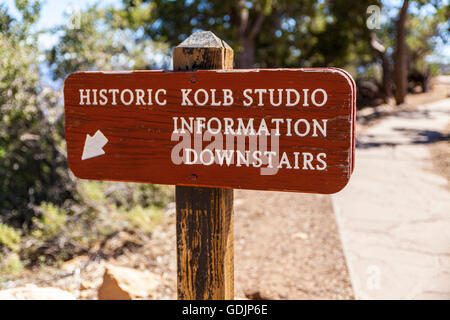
[{"left": 173, "top": 31, "right": 234, "bottom": 300}]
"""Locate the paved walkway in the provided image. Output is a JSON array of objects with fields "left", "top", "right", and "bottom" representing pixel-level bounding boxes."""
[{"left": 332, "top": 98, "right": 450, "bottom": 299}]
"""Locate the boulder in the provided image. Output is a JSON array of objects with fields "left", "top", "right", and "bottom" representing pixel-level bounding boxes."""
[
  {"left": 0, "top": 284, "right": 76, "bottom": 300},
  {"left": 97, "top": 264, "right": 160, "bottom": 300}
]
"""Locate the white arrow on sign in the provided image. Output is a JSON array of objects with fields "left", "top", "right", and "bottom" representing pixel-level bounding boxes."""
[{"left": 81, "top": 130, "right": 108, "bottom": 160}]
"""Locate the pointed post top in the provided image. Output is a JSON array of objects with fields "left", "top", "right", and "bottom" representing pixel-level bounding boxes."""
[
  {"left": 173, "top": 31, "right": 233, "bottom": 70},
  {"left": 176, "top": 31, "right": 232, "bottom": 50}
]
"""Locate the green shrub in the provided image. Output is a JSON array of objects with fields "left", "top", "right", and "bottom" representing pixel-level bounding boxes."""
[
  {"left": 77, "top": 181, "right": 107, "bottom": 204},
  {"left": 0, "top": 252, "right": 23, "bottom": 280},
  {"left": 121, "top": 205, "right": 163, "bottom": 234},
  {"left": 17, "top": 196, "right": 168, "bottom": 267},
  {"left": 31, "top": 202, "right": 68, "bottom": 241},
  {"left": 0, "top": 223, "right": 21, "bottom": 252}
]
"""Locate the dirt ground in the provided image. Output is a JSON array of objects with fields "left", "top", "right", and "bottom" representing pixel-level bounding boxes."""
[
  {"left": 357, "top": 77, "right": 449, "bottom": 130},
  {"left": 234, "top": 191, "right": 353, "bottom": 299},
  {"left": 429, "top": 123, "right": 450, "bottom": 191}
]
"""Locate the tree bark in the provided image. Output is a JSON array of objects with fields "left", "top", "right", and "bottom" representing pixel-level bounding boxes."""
[
  {"left": 236, "top": 0, "right": 266, "bottom": 68},
  {"left": 381, "top": 54, "right": 392, "bottom": 101},
  {"left": 370, "top": 33, "right": 392, "bottom": 101},
  {"left": 394, "top": 0, "right": 409, "bottom": 105},
  {"left": 240, "top": 37, "right": 255, "bottom": 68}
]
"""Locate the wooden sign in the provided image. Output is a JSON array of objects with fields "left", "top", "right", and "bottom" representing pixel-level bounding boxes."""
[{"left": 64, "top": 68, "right": 355, "bottom": 194}]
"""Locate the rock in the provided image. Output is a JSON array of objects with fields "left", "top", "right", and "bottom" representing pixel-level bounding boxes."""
[
  {"left": 0, "top": 284, "right": 76, "bottom": 300},
  {"left": 97, "top": 264, "right": 160, "bottom": 300}
]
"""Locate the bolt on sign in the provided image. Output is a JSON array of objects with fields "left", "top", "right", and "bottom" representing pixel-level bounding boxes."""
[{"left": 64, "top": 68, "right": 356, "bottom": 194}]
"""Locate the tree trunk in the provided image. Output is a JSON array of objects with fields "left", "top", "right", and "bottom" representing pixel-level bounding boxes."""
[
  {"left": 422, "top": 68, "right": 431, "bottom": 93},
  {"left": 236, "top": 0, "right": 266, "bottom": 68},
  {"left": 394, "top": 0, "right": 409, "bottom": 105},
  {"left": 370, "top": 33, "right": 392, "bottom": 101},
  {"left": 239, "top": 37, "right": 255, "bottom": 68},
  {"left": 381, "top": 54, "right": 392, "bottom": 101}
]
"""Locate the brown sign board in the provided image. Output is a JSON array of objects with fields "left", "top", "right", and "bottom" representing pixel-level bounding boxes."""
[{"left": 64, "top": 68, "right": 356, "bottom": 194}]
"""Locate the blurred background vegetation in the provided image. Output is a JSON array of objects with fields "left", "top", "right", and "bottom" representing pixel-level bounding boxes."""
[{"left": 0, "top": 0, "right": 448, "bottom": 282}]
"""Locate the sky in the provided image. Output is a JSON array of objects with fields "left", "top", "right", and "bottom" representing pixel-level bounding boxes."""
[
  {"left": 2, "top": 0, "right": 449, "bottom": 63},
  {"left": 3, "top": 0, "right": 121, "bottom": 50},
  {"left": 3, "top": 0, "right": 120, "bottom": 29}
]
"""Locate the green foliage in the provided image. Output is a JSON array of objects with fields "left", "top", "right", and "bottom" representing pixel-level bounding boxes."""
[
  {"left": 14, "top": 0, "right": 41, "bottom": 27},
  {"left": 0, "top": 2, "right": 174, "bottom": 274},
  {"left": 31, "top": 203, "right": 68, "bottom": 241},
  {"left": 100, "top": 182, "right": 174, "bottom": 210},
  {"left": 0, "top": 5, "right": 74, "bottom": 223},
  {"left": 0, "top": 224, "right": 23, "bottom": 280},
  {"left": 75, "top": 181, "right": 170, "bottom": 236},
  {"left": 406, "top": 6, "right": 448, "bottom": 74},
  {"left": 20, "top": 199, "right": 167, "bottom": 266},
  {"left": 121, "top": 0, "right": 380, "bottom": 68},
  {"left": 77, "top": 181, "right": 108, "bottom": 204},
  {"left": 121, "top": 205, "right": 163, "bottom": 234},
  {"left": 47, "top": 5, "right": 170, "bottom": 81},
  {"left": 77, "top": 180, "right": 173, "bottom": 210},
  {"left": 0, "top": 5, "right": 15, "bottom": 34},
  {"left": 0, "top": 223, "right": 21, "bottom": 252},
  {"left": 0, "top": 253, "right": 24, "bottom": 280},
  {"left": 14, "top": 181, "right": 171, "bottom": 266}
]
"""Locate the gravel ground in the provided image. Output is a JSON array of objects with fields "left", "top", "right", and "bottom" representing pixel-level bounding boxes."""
[
  {"left": 429, "top": 123, "right": 450, "bottom": 191},
  {"left": 234, "top": 190, "right": 353, "bottom": 300}
]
